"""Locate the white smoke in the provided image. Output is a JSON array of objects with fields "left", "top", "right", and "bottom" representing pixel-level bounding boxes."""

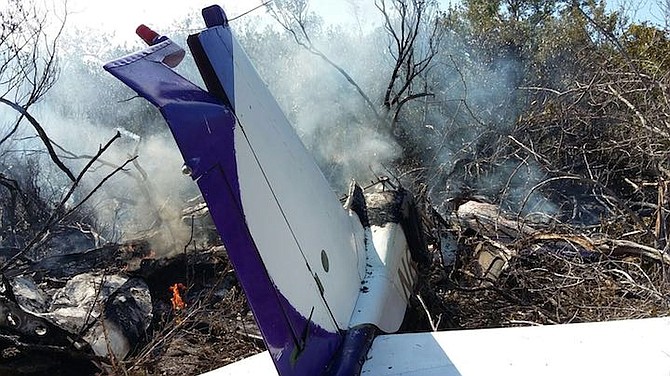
[
  {"left": 235, "top": 6, "right": 557, "bottom": 215},
  {"left": 0, "top": 2, "right": 560, "bottom": 256}
]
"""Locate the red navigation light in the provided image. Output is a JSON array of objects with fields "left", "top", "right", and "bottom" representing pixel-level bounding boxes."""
[
  {"left": 136, "top": 24, "right": 160, "bottom": 46},
  {"left": 134, "top": 23, "right": 185, "bottom": 68}
]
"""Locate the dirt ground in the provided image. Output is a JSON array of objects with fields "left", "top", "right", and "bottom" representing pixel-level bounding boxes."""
[
  {"left": 5, "top": 198, "right": 668, "bottom": 376},
  {"left": 121, "top": 247, "right": 264, "bottom": 376},
  {"left": 122, "top": 217, "right": 670, "bottom": 375}
]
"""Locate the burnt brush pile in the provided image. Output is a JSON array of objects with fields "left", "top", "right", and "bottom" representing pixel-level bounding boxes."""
[
  {"left": 405, "top": 188, "right": 670, "bottom": 332},
  {"left": 0, "top": 200, "right": 257, "bottom": 376}
]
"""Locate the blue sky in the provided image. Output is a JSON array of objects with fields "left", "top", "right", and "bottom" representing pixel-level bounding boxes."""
[{"left": 608, "top": 0, "right": 665, "bottom": 25}]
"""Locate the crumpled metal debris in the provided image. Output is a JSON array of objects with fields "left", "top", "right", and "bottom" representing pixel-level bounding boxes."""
[{"left": 0, "top": 271, "right": 152, "bottom": 373}]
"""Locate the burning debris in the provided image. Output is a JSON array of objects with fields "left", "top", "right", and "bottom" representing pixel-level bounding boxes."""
[
  {"left": 3, "top": 186, "right": 669, "bottom": 375},
  {"left": 0, "top": 249, "right": 151, "bottom": 374},
  {"left": 0, "top": 201, "right": 249, "bottom": 376},
  {"left": 169, "top": 283, "right": 187, "bottom": 312}
]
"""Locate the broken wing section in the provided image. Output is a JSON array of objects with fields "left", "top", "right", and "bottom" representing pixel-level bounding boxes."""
[{"left": 104, "top": 40, "right": 343, "bottom": 375}]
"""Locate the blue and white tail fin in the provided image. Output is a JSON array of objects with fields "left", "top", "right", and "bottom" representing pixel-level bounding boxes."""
[{"left": 104, "top": 5, "right": 422, "bottom": 375}]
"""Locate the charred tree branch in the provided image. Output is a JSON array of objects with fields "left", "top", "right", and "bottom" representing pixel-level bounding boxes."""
[
  {"left": 0, "top": 132, "right": 123, "bottom": 273},
  {"left": 0, "top": 98, "right": 75, "bottom": 182}
]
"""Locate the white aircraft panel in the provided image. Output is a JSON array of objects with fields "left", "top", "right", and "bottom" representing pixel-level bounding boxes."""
[
  {"left": 363, "top": 317, "right": 670, "bottom": 375},
  {"left": 350, "top": 224, "right": 415, "bottom": 332},
  {"left": 200, "top": 351, "right": 277, "bottom": 376},
  {"left": 227, "top": 31, "right": 363, "bottom": 328},
  {"left": 202, "top": 317, "right": 670, "bottom": 375}
]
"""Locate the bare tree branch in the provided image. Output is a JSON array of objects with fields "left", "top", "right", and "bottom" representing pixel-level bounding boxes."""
[
  {"left": 0, "top": 132, "right": 124, "bottom": 272},
  {"left": 0, "top": 98, "right": 75, "bottom": 181},
  {"left": 268, "top": 0, "right": 380, "bottom": 118},
  {"left": 376, "top": 0, "right": 443, "bottom": 126}
]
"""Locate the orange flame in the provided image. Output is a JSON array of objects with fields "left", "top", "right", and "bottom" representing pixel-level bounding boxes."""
[{"left": 169, "top": 283, "right": 187, "bottom": 311}]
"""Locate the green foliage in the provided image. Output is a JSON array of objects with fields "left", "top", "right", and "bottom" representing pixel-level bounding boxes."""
[
  {"left": 623, "top": 23, "right": 670, "bottom": 73},
  {"left": 395, "top": 0, "right": 670, "bottom": 221}
]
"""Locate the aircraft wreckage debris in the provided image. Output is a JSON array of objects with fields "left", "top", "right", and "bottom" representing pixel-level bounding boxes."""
[{"left": 0, "top": 219, "right": 238, "bottom": 375}]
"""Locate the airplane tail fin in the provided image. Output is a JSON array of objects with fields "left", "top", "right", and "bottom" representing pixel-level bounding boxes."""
[{"left": 104, "top": 6, "right": 426, "bottom": 375}]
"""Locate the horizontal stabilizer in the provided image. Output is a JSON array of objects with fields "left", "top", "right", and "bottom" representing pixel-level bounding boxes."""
[{"left": 204, "top": 317, "right": 670, "bottom": 375}]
